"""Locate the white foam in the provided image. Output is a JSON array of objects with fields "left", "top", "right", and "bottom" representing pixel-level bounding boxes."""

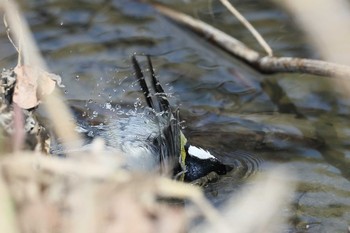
[{"left": 188, "top": 145, "right": 215, "bottom": 160}]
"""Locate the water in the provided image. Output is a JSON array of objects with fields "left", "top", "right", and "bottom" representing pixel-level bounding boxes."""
[{"left": 1, "top": 0, "right": 350, "bottom": 232}]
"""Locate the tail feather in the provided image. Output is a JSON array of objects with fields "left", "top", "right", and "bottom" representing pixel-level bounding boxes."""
[
  {"left": 146, "top": 55, "right": 169, "bottom": 112},
  {"left": 132, "top": 55, "right": 181, "bottom": 175},
  {"left": 132, "top": 55, "right": 154, "bottom": 108}
]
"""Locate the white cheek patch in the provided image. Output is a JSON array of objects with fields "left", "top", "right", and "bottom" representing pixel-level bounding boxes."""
[{"left": 188, "top": 145, "right": 215, "bottom": 160}]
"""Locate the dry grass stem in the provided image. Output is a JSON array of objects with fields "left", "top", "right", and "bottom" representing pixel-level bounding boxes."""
[
  {"left": 0, "top": 153, "right": 219, "bottom": 233},
  {"left": 219, "top": 0, "right": 273, "bottom": 56},
  {"left": 277, "top": 0, "right": 350, "bottom": 66},
  {"left": 155, "top": 178, "right": 226, "bottom": 229},
  {"left": 0, "top": 167, "right": 19, "bottom": 233},
  {"left": 0, "top": 0, "right": 81, "bottom": 151},
  {"left": 192, "top": 169, "right": 294, "bottom": 233},
  {"left": 12, "top": 104, "right": 24, "bottom": 151},
  {"left": 0, "top": 152, "right": 294, "bottom": 233},
  {"left": 276, "top": 0, "right": 350, "bottom": 94}
]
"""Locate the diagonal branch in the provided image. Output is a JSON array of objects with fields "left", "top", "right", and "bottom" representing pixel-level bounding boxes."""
[
  {"left": 219, "top": 0, "right": 273, "bottom": 56},
  {"left": 151, "top": 3, "right": 350, "bottom": 79}
]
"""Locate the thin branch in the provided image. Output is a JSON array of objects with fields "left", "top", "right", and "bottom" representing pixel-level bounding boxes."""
[
  {"left": 219, "top": 0, "right": 273, "bottom": 56},
  {"left": 259, "top": 56, "right": 350, "bottom": 77},
  {"left": 3, "top": 14, "right": 21, "bottom": 65},
  {"left": 153, "top": 3, "right": 260, "bottom": 63},
  {"left": 151, "top": 3, "right": 350, "bottom": 79}
]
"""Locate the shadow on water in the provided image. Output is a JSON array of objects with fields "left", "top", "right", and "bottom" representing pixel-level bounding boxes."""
[{"left": 1, "top": 0, "right": 350, "bottom": 232}]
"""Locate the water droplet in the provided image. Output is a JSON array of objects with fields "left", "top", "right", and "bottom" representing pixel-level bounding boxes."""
[
  {"left": 133, "top": 97, "right": 142, "bottom": 108},
  {"left": 64, "top": 90, "right": 68, "bottom": 94},
  {"left": 75, "top": 75, "right": 80, "bottom": 80},
  {"left": 105, "top": 103, "right": 112, "bottom": 110},
  {"left": 127, "top": 109, "right": 135, "bottom": 115},
  {"left": 60, "top": 21, "right": 64, "bottom": 26},
  {"left": 92, "top": 111, "right": 98, "bottom": 118},
  {"left": 88, "top": 99, "right": 93, "bottom": 103},
  {"left": 87, "top": 131, "right": 94, "bottom": 137}
]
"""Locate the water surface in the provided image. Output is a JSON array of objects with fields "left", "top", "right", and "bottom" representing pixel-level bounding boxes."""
[{"left": 1, "top": 1, "right": 349, "bottom": 232}]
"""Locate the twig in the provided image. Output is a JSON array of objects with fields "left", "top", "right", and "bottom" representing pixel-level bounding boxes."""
[
  {"left": 156, "top": 177, "right": 231, "bottom": 233},
  {"left": 154, "top": 3, "right": 260, "bottom": 63},
  {"left": 258, "top": 56, "right": 350, "bottom": 78},
  {"left": 3, "top": 14, "right": 21, "bottom": 66},
  {"left": 151, "top": 3, "right": 350, "bottom": 79},
  {"left": 12, "top": 104, "right": 24, "bottom": 151},
  {"left": 219, "top": 0, "right": 273, "bottom": 56}
]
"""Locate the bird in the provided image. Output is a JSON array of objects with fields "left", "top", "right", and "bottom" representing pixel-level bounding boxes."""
[{"left": 52, "top": 55, "right": 232, "bottom": 182}]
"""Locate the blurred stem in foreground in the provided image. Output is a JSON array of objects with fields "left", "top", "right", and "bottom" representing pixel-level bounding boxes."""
[
  {"left": 0, "top": 0, "right": 81, "bottom": 152},
  {"left": 275, "top": 0, "right": 350, "bottom": 95}
]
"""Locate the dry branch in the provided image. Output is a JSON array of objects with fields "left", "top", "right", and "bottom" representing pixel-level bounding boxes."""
[
  {"left": 152, "top": 3, "right": 350, "bottom": 79},
  {"left": 219, "top": 0, "right": 273, "bottom": 56},
  {"left": 275, "top": 0, "right": 350, "bottom": 95}
]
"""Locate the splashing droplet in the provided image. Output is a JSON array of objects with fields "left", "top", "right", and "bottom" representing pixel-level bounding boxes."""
[
  {"left": 105, "top": 103, "right": 112, "bottom": 110},
  {"left": 92, "top": 111, "right": 98, "bottom": 118}
]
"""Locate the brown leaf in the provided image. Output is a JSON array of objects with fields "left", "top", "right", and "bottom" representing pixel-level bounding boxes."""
[{"left": 13, "top": 65, "right": 58, "bottom": 109}]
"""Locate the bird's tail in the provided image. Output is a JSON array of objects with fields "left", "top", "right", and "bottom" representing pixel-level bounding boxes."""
[{"left": 131, "top": 55, "right": 184, "bottom": 175}]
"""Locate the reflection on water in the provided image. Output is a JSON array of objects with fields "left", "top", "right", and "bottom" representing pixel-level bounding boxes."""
[{"left": 1, "top": 0, "right": 350, "bottom": 232}]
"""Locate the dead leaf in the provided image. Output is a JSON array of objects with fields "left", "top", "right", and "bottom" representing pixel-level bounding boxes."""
[{"left": 13, "top": 65, "right": 59, "bottom": 109}]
